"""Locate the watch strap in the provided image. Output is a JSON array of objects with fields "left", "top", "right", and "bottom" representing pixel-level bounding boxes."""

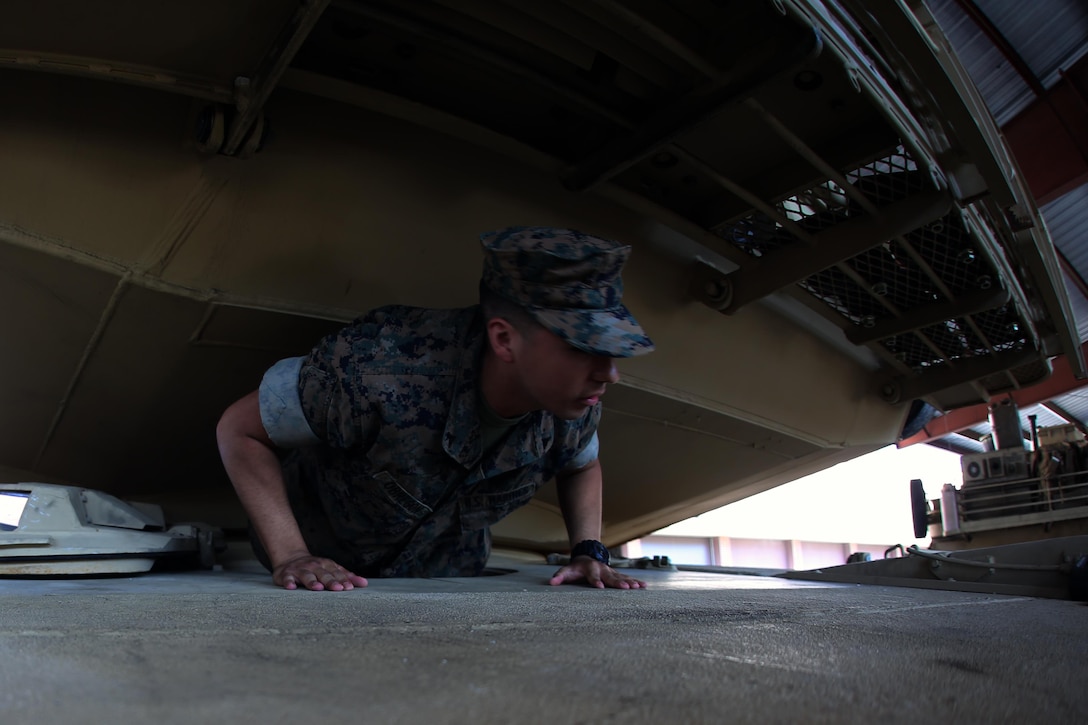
[{"left": 571, "top": 539, "right": 610, "bottom": 566}]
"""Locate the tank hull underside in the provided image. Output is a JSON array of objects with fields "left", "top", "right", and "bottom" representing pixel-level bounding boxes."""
[{"left": 0, "top": 1, "right": 1077, "bottom": 549}]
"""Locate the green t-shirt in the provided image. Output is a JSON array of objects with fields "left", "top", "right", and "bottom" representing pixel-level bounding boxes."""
[{"left": 477, "top": 390, "right": 528, "bottom": 455}]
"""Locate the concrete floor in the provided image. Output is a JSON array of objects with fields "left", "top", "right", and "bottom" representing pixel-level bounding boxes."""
[{"left": 1, "top": 556, "right": 1086, "bottom": 724}]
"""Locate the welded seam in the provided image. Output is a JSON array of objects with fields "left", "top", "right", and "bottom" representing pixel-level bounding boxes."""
[
  {"left": 0, "top": 220, "right": 357, "bottom": 322},
  {"left": 141, "top": 175, "right": 228, "bottom": 277}
]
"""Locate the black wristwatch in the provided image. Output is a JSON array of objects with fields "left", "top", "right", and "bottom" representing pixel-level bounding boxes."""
[{"left": 571, "top": 539, "right": 610, "bottom": 566}]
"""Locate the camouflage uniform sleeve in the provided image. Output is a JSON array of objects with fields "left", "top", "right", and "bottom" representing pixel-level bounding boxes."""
[
  {"left": 557, "top": 404, "right": 603, "bottom": 473},
  {"left": 294, "top": 320, "right": 377, "bottom": 450}
]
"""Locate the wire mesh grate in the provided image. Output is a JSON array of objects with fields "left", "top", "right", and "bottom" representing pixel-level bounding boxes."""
[
  {"left": 843, "top": 147, "right": 920, "bottom": 191},
  {"left": 790, "top": 148, "right": 939, "bottom": 327},
  {"left": 719, "top": 142, "right": 1036, "bottom": 382},
  {"left": 719, "top": 146, "right": 924, "bottom": 257},
  {"left": 798, "top": 267, "right": 885, "bottom": 325},
  {"left": 906, "top": 212, "right": 997, "bottom": 297},
  {"left": 720, "top": 212, "right": 793, "bottom": 258},
  {"left": 972, "top": 306, "right": 1029, "bottom": 352},
  {"left": 881, "top": 330, "right": 943, "bottom": 370},
  {"left": 844, "top": 241, "right": 939, "bottom": 312},
  {"left": 778, "top": 182, "right": 853, "bottom": 233},
  {"left": 920, "top": 318, "right": 975, "bottom": 360}
]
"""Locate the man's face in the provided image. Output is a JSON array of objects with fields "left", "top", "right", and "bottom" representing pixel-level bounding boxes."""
[{"left": 511, "top": 326, "right": 620, "bottom": 420}]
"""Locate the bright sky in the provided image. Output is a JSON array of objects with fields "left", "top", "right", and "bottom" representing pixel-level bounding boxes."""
[
  {"left": 0, "top": 492, "right": 29, "bottom": 529},
  {"left": 653, "top": 444, "right": 963, "bottom": 546}
]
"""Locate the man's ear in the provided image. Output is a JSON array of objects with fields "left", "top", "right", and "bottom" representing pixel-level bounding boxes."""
[{"left": 486, "top": 317, "right": 519, "bottom": 364}]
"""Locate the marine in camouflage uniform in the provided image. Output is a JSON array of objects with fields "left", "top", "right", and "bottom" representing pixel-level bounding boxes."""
[{"left": 218, "top": 226, "right": 654, "bottom": 589}]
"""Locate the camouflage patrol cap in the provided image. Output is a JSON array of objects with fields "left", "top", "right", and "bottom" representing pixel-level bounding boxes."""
[{"left": 480, "top": 226, "right": 654, "bottom": 358}]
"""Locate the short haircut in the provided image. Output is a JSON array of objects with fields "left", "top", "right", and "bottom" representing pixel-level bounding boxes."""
[{"left": 479, "top": 281, "right": 540, "bottom": 335}]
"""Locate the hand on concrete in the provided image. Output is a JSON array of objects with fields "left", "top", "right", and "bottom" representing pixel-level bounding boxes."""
[
  {"left": 273, "top": 553, "right": 368, "bottom": 591},
  {"left": 548, "top": 557, "right": 647, "bottom": 590}
]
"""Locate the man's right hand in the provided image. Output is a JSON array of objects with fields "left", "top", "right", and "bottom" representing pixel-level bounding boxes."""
[
  {"left": 218, "top": 392, "right": 368, "bottom": 593},
  {"left": 272, "top": 553, "right": 369, "bottom": 591}
]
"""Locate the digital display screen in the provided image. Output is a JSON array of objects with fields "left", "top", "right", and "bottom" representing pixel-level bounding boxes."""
[{"left": 0, "top": 492, "right": 30, "bottom": 531}]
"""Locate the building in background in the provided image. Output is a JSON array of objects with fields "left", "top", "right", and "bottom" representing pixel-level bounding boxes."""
[
  {"left": 622, "top": 444, "right": 963, "bottom": 569},
  {"left": 622, "top": 535, "right": 889, "bottom": 572}
]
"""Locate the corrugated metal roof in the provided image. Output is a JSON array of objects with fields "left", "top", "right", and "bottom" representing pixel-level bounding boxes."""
[
  {"left": 927, "top": 0, "right": 1034, "bottom": 125},
  {"left": 978, "top": 0, "right": 1088, "bottom": 85},
  {"left": 927, "top": 0, "right": 1088, "bottom": 124},
  {"left": 1043, "top": 184, "right": 1088, "bottom": 270},
  {"left": 1048, "top": 390, "right": 1088, "bottom": 427},
  {"left": 1059, "top": 270, "right": 1088, "bottom": 344},
  {"left": 1042, "top": 185, "right": 1088, "bottom": 342}
]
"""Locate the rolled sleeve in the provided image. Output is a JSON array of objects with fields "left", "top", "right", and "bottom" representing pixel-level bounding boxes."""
[
  {"left": 563, "top": 431, "right": 599, "bottom": 472},
  {"left": 258, "top": 357, "right": 321, "bottom": 447}
]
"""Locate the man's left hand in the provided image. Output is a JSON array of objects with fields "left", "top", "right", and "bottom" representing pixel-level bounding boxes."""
[{"left": 548, "top": 556, "right": 647, "bottom": 589}]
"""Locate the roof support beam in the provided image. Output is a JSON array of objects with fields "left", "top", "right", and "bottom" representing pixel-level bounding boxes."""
[
  {"left": 898, "top": 341, "right": 1088, "bottom": 447},
  {"left": 1001, "top": 55, "right": 1088, "bottom": 205},
  {"left": 928, "top": 436, "right": 986, "bottom": 457},
  {"left": 949, "top": 0, "right": 1045, "bottom": 95},
  {"left": 951, "top": 3, "right": 1088, "bottom": 206},
  {"left": 1041, "top": 401, "right": 1088, "bottom": 438}
]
